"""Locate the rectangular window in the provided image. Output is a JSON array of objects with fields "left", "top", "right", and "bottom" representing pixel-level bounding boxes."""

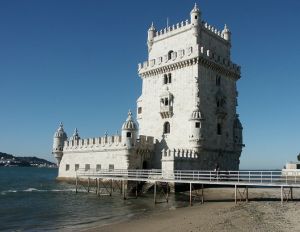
[
  {"left": 216, "top": 75, "right": 221, "bottom": 86},
  {"left": 217, "top": 123, "right": 222, "bottom": 135},
  {"left": 109, "top": 164, "right": 114, "bottom": 171},
  {"left": 85, "top": 164, "right": 90, "bottom": 171},
  {"left": 195, "top": 122, "right": 200, "bottom": 128},
  {"left": 66, "top": 164, "right": 70, "bottom": 171},
  {"left": 126, "top": 132, "right": 131, "bottom": 138},
  {"left": 96, "top": 164, "right": 101, "bottom": 171},
  {"left": 75, "top": 164, "right": 79, "bottom": 171},
  {"left": 138, "top": 107, "right": 142, "bottom": 114}
]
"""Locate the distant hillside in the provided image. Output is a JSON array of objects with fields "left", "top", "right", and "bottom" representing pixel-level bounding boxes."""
[{"left": 0, "top": 152, "right": 56, "bottom": 167}]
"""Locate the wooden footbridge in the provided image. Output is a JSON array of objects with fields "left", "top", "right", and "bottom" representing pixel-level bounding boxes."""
[{"left": 74, "top": 169, "right": 300, "bottom": 205}]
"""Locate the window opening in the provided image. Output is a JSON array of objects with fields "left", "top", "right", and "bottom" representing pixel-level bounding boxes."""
[{"left": 163, "top": 122, "right": 170, "bottom": 134}]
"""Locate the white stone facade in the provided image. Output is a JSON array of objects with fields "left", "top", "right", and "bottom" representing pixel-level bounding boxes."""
[{"left": 52, "top": 4, "right": 244, "bottom": 179}]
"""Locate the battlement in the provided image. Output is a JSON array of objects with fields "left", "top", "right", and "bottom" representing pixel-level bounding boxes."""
[
  {"left": 64, "top": 135, "right": 124, "bottom": 152},
  {"left": 162, "top": 148, "right": 199, "bottom": 160},
  {"left": 63, "top": 134, "right": 155, "bottom": 152},
  {"left": 202, "top": 21, "right": 224, "bottom": 40},
  {"left": 153, "top": 19, "right": 191, "bottom": 41},
  {"left": 138, "top": 44, "right": 241, "bottom": 75},
  {"left": 150, "top": 19, "right": 227, "bottom": 43}
]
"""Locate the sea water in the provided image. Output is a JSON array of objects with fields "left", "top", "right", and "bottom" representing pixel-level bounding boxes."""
[{"left": 0, "top": 167, "right": 187, "bottom": 231}]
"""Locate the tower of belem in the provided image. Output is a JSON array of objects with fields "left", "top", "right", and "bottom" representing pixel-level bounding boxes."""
[
  {"left": 137, "top": 4, "right": 244, "bottom": 171},
  {"left": 52, "top": 4, "right": 243, "bottom": 179}
]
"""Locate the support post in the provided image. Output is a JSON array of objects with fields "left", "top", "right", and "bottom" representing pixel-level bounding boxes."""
[
  {"left": 87, "top": 178, "right": 90, "bottom": 193},
  {"left": 166, "top": 182, "right": 169, "bottom": 203},
  {"left": 290, "top": 187, "right": 293, "bottom": 201},
  {"left": 123, "top": 181, "right": 127, "bottom": 200},
  {"left": 281, "top": 186, "right": 283, "bottom": 205},
  {"left": 201, "top": 184, "right": 204, "bottom": 204},
  {"left": 95, "top": 179, "right": 98, "bottom": 195},
  {"left": 246, "top": 187, "right": 249, "bottom": 203},
  {"left": 97, "top": 178, "right": 100, "bottom": 196},
  {"left": 235, "top": 185, "right": 237, "bottom": 204},
  {"left": 110, "top": 179, "right": 113, "bottom": 196},
  {"left": 154, "top": 181, "right": 157, "bottom": 204},
  {"left": 135, "top": 181, "right": 138, "bottom": 198},
  {"left": 190, "top": 183, "right": 192, "bottom": 206},
  {"left": 75, "top": 176, "right": 78, "bottom": 194}
]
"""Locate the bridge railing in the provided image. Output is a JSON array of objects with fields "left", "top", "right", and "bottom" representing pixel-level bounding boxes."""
[{"left": 76, "top": 169, "right": 300, "bottom": 185}]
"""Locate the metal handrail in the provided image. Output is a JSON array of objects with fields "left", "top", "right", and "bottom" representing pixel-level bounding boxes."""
[{"left": 75, "top": 169, "right": 300, "bottom": 186}]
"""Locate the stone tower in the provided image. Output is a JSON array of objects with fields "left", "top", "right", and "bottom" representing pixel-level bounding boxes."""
[
  {"left": 137, "top": 4, "right": 244, "bottom": 171},
  {"left": 52, "top": 122, "right": 68, "bottom": 165}
]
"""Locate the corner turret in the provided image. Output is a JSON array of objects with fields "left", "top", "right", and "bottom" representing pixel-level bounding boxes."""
[
  {"left": 189, "top": 104, "right": 204, "bottom": 149},
  {"left": 122, "top": 110, "right": 138, "bottom": 148},
  {"left": 222, "top": 24, "right": 231, "bottom": 42},
  {"left": 52, "top": 122, "right": 68, "bottom": 165},
  {"left": 190, "top": 3, "right": 201, "bottom": 26},
  {"left": 147, "top": 22, "right": 156, "bottom": 51},
  {"left": 70, "top": 128, "right": 80, "bottom": 140}
]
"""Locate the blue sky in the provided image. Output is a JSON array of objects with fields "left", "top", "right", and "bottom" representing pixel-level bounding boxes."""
[{"left": 0, "top": 0, "right": 299, "bottom": 169}]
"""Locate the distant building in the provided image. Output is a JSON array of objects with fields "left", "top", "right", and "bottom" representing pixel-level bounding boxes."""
[{"left": 52, "top": 4, "right": 244, "bottom": 180}]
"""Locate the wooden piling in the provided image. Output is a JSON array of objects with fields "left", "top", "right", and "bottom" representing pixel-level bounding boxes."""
[
  {"left": 75, "top": 176, "right": 78, "bottom": 194},
  {"left": 234, "top": 185, "right": 237, "bottom": 204},
  {"left": 281, "top": 186, "right": 283, "bottom": 204},
  {"left": 290, "top": 187, "right": 293, "bottom": 201},
  {"left": 154, "top": 181, "right": 157, "bottom": 204},
  {"left": 246, "top": 187, "right": 249, "bottom": 203},
  {"left": 87, "top": 178, "right": 90, "bottom": 193},
  {"left": 201, "top": 184, "right": 204, "bottom": 204},
  {"left": 189, "top": 183, "right": 192, "bottom": 206}
]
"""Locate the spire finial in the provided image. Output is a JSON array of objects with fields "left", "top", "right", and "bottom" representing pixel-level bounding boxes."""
[{"left": 59, "top": 122, "right": 63, "bottom": 128}]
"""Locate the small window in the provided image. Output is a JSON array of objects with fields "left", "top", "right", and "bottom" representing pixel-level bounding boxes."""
[
  {"left": 109, "top": 164, "right": 114, "bottom": 170},
  {"left": 75, "top": 164, "right": 79, "bottom": 171},
  {"left": 195, "top": 16, "right": 197, "bottom": 19},
  {"left": 164, "top": 74, "right": 168, "bottom": 84},
  {"left": 66, "top": 164, "right": 70, "bottom": 171},
  {"left": 96, "top": 164, "right": 101, "bottom": 171},
  {"left": 163, "top": 122, "right": 170, "bottom": 134},
  {"left": 138, "top": 107, "right": 142, "bottom": 114},
  {"left": 163, "top": 73, "right": 172, "bottom": 84},
  {"left": 195, "top": 122, "right": 200, "bottom": 128},
  {"left": 164, "top": 98, "right": 169, "bottom": 106},
  {"left": 217, "top": 123, "right": 222, "bottom": 135},
  {"left": 126, "top": 132, "right": 132, "bottom": 138},
  {"left": 216, "top": 75, "right": 221, "bottom": 86},
  {"left": 85, "top": 164, "right": 90, "bottom": 171},
  {"left": 168, "top": 50, "right": 174, "bottom": 60},
  {"left": 168, "top": 73, "right": 172, "bottom": 83}
]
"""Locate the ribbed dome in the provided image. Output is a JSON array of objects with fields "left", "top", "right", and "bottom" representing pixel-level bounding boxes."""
[
  {"left": 191, "top": 107, "right": 203, "bottom": 120},
  {"left": 70, "top": 128, "right": 80, "bottom": 140},
  {"left": 54, "top": 122, "right": 67, "bottom": 138},
  {"left": 122, "top": 110, "right": 137, "bottom": 130},
  {"left": 190, "top": 3, "right": 200, "bottom": 14}
]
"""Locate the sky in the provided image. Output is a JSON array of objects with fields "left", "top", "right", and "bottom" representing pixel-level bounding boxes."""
[{"left": 0, "top": 0, "right": 299, "bottom": 169}]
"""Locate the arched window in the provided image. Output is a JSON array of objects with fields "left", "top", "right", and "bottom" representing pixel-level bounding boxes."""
[
  {"left": 168, "top": 50, "right": 174, "bottom": 60},
  {"left": 163, "top": 122, "right": 170, "bottom": 134}
]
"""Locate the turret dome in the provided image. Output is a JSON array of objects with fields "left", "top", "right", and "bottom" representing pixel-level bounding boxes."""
[
  {"left": 70, "top": 128, "right": 80, "bottom": 140},
  {"left": 190, "top": 106, "right": 203, "bottom": 120},
  {"left": 122, "top": 110, "right": 137, "bottom": 130},
  {"left": 54, "top": 122, "right": 67, "bottom": 138},
  {"left": 190, "top": 3, "right": 200, "bottom": 14}
]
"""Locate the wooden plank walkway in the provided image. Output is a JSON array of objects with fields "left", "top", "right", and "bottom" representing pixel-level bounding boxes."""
[{"left": 75, "top": 169, "right": 300, "bottom": 205}]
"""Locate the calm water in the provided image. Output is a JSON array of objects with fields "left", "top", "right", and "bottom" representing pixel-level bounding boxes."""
[{"left": 0, "top": 167, "right": 187, "bottom": 231}]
